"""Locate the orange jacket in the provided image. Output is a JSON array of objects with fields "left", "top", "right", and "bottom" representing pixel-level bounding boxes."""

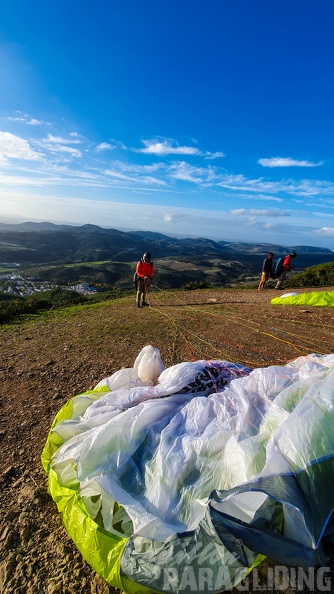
[{"left": 136, "top": 260, "right": 154, "bottom": 278}]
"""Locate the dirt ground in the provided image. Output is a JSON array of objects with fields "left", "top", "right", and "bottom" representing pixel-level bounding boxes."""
[{"left": 1, "top": 287, "right": 334, "bottom": 594}]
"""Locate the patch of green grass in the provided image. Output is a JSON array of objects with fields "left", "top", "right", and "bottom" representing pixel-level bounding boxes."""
[
  {"left": 0, "top": 266, "right": 16, "bottom": 272},
  {"left": 63, "top": 260, "right": 114, "bottom": 268},
  {"left": 0, "top": 242, "right": 34, "bottom": 251}
]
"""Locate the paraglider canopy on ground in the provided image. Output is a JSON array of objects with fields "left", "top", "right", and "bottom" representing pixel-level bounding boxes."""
[
  {"left": 271, "top": 290, "right": 334, "bottom": 307},
  {"left": 42, "top": 345, "right": 334, "bottom": 594}
]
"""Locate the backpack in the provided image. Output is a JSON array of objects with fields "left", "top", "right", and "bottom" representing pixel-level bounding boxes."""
[
  {"left": 133, "top": 260, "right": 153, "bottom": 290},
  {"left": 271, "top": 257, "right": 284, "bottom": 279}
]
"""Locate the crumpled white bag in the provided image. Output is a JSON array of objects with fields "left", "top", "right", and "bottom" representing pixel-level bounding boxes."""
[
  {"left": 133, "top": 345, "right": 165, "bottom": 384},
  {"left": 95, "top": 345, "right": 165, "bottom": 390}
]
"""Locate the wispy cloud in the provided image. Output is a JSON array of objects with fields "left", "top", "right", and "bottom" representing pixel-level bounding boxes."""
[
  {"left": 137, "top": 138, "right": 225, "bottom": 161},
  {"left": 231, "top": 208, "right": 289, "bottom": 217},
  {"left": 203, "top": 151, "right": 225, "bottom": 160},
  {"left": 168, "top": 161, "right": 215, "bottom": 184},
  {"left": 43, "top": 134, "right": 82, "bottom": 145},
  {"left": 0, "top": 132, "right": 42, "bottom": 161},
  {"left": 110, "top": 161, "right": 164, "bottom": 174},
  {"left": 217, "top": 174, "right": 334, "bottom": 197},
  {"left": 7, "top": 116, "right": 27, "bottom": 123},
  {"left": 312, "top": 211, "right": 334, "bottom": 217},
  {"left": 46, "top": 145, "right": 82, "bottom": 157},
  {"left": 314, "top": 227, "right": 334, "bottom": 236},
  {"left": 293, "top": 198, "right": 334, "bottom": 208},
  {"left": 95, "top": 142, "right": 114, "bottom": 152},
  {"left": 258, "top": 157, "right": 323, "bottom": 168},
  {"left": 34, "top": 134, "right": 83, "bottom": 158},
  {"left": 105, "top": 167, "right": 167, "bottom": 186},
  {"left": 6, "top": 113, "right": 51, "bottom": 126},
  {"left": 138, "top": 138, "right": 201, "bottom": 156},
  {"left": 27, "top": 119, "right": 43, "bottom": 125},
  {"left": 240, "top": 193, "right": 283, "bottom": 202}
]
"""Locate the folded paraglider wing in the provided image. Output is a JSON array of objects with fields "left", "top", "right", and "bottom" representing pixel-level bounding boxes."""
[
  {"left": 271, "top": 290, "right": 334, "bottom": 307},
  {"left": 42, "top": 345, "right": 334, "bottom": 593}
]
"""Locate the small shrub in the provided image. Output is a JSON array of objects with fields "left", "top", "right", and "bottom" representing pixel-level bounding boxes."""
[{"left": 181, "top": 281, "right": 210, "bottom": 290}]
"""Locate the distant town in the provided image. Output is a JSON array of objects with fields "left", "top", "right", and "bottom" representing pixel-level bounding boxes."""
[{"left": 0, "top": 263, "right": 99, "bottom": 296}]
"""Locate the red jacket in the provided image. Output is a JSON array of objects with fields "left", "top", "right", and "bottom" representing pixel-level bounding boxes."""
[
  {"left": 136, "top": 260, "right": 154, "bottom": 278},
  {"left": 282, "top": 255, "right": 292, "bottom": 270}
]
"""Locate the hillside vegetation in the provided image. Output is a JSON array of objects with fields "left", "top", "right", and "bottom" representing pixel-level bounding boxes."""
[{"left": 285, "top": 261, "right": 334, "bottom": 288}]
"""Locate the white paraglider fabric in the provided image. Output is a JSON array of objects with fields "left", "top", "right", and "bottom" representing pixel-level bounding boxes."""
[{"left": 50, "top": 346, "right": 334, "bottom": 544}]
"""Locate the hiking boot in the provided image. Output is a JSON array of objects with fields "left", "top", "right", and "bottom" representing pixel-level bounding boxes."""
[{"left": 136, "top": 302, "right": 140, "bottom": 308}]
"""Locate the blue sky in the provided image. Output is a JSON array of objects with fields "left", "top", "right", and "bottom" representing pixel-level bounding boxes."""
[{"left": 1, "top": 1, "right": 334, "bottom": 249}]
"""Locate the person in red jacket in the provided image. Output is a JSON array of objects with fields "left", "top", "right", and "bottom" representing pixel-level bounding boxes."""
[
  {"left": 135, "top": 252, "right": 154, "bottom": 308},
  {"left": 275, "top": 252, "right": 297, "bottom": 289}
]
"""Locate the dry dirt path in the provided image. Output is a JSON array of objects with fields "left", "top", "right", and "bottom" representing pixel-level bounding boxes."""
[{"left": 1, "top": 288, "right": 334, "bottom": 593}]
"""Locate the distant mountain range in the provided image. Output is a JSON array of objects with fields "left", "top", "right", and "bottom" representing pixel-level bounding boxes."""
[
  {"left": 0, "top": 222, "right": 332, "bottom": 266},
  {"left": 0, "top": 222, "right": 332, "bottom": 289}
]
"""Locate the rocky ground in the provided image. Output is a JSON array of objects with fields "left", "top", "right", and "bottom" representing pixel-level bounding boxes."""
[{"left": 1, "top": 287, "right": 334, "bottom": 594}]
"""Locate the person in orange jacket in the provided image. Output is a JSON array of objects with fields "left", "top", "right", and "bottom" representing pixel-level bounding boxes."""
[{"left": 135, "top": 252, "right": 154, "bottom": 308}]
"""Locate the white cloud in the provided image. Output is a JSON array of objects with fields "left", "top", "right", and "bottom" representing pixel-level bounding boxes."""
[
  {"left": 7, "top": 116, "right": 26, "bottom": 122},
  {"left": 34, "top": 134, "right": 83, "bottom": 158},
  {"left": 95, "top": 142, "right": 114, "bottom": 152},
  {"left": 203, "top": 151, "right": 225, "bottom": 160},
  {"left": 45, "top": 144, "right": 82, "bottom": 157},
  {"left": 241, "top": 193, "right": 283, "bottom": 202},
  {"left": 0, "top": 132, "right": 42, "bottom": 161},
  {"left": 231, "top": 208, "right": 289, "bottom": 217},
  {"left": 163, "top": 213, "right": 176, "bottom": 223},
  {"left": 6, "top": 114, "right": 51, "bottom": 126},
  {"left": 217, "top": 174, "right": 334, "bottom": 198},
  {"left": 111, "top": 161, "right": 164, "bottom": 173},
  {"left": 27, "top": 119, "right": 42, "bottom": 125},
  {"left": 139, "top": 138, "right": 201, "bottom": 156},
  {"left": 105, "top": 168, "right": 167, "bottom": 186},
  {"left": 168, "top": 161, "right": 215, "bottom": 184},
  {"left": 109, "top": 139, "right": 128, "bottom": 150},
  {"left": 312, "top": 211, "right": 334, "bottom": 217},
  {"left": 43, "top": 134, "right": 82, "bottom": 144},
  {"left": 258, "top": 157, "right": 323, "bottom": 168},
  {"left": 138, "top": 139, "right": 225, "bottom": 160},
  {"left": 314, "top": 227, "right": 334, "bottom": 236}
]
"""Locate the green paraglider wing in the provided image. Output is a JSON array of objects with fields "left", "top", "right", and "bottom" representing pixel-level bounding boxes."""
[{"left": 271, "top": 290, "right": 334, "bottom": 307}]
